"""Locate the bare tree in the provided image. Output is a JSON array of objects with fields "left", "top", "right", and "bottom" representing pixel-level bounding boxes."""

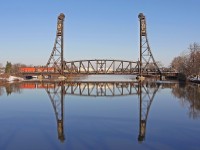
[
  {"left": 12, "top": 63, "right": 27, "bottom": 74},
  {"left": 170, "top": 42, "right": 200, "bottom": 77},
  {"left": 189, "top": 43, "right": 200, "bottom": 75}
]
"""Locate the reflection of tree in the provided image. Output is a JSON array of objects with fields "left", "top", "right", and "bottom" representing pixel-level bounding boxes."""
[
  {"left": 172, "top": 83, "right": 200, "bottom": 119},
  {"left": 0, "top": 86, "right": 4, "bottom": 96},
  {"left": 4, "top": 83, "right": 22, "bottom": 96}
]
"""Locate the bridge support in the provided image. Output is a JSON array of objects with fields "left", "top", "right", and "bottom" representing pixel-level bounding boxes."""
[
  {"left": 138, "top": 13, "right": 162, "bottom": 78},
  {"left": 46, "top": 13, "right": 65, "bottom": 76}
]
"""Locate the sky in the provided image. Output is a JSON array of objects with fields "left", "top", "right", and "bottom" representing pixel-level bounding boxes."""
[{"left": 0, "top": 0, "right": 200, "bottom": 67}]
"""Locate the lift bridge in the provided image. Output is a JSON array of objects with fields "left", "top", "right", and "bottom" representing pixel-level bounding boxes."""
[
  {"left": 47, "top": 13, "right": 160, "bottom": 76},
  {"left": 35, "top": 81, "right": 161, "bottom": 142},
  {"left": 20, "top": 13, "right": 178, "bottom": 77}
]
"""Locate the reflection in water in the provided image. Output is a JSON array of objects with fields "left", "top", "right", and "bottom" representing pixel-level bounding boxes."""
[
  {"left": 64, "top": 82, "right": 139, "bottom": 96},
  {"left": 44, "top": 81, "right": 160, "bottom": 143},
  {"left": 138, "top": 81, "right": 160, "bottom": 142},
  {"left": 172, "top": 83, "right": 200, "bottom": 119},
  {"left": 0, "top": 82, "right": 22, "bottom": 96},
  {"left": 17, "top": 81, "right": 161, "bottom": 142},
  {"left": 45, "top": 81, "right": 161, "bottom": 142},
  {"left": 45, "top": 82, "right": 65, "bottom": 142},
  {"left": 1, "top": 81, "right": 200, "bottom": 143},
  {"left": 0, "top": 86, "right": 4, "bottom": 96}
]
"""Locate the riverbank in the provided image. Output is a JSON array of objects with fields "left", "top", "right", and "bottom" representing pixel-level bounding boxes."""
[
  {"left": 188, "top": 78, "right": 200, "bottom": 84},
  {"left": 186, "top": 75, "right": 200, "bottom": 84},
  {"left": 0, "top": 74, "right": 86, "bottom": 84}
]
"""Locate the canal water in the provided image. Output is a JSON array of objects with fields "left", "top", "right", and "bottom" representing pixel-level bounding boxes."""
[{"left": 0, "top": 75, "right": 200, "bottom": 150}]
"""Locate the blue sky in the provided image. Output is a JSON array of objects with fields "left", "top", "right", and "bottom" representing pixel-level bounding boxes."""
[{"left": 0, "top": 0, "right": 200, "bottom": 67}]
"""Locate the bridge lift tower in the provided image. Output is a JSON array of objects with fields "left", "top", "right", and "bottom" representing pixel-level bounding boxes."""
[
  {"left": 138, "top": 13, "right": 162, "bottom": 77},
  {"left": 46, "top": 13, "right": 65, "bottom": 76},
  {"left": 44, "top": 13, "right": 161, "bottom": 77}
]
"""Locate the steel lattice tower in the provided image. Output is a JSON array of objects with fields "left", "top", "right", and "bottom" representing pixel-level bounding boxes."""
[
  {"left": 138, "top": 13, "right": 161, "bottom": 76},
  {"left": 46, "top": 13, "right": 65, "bottom": 75}
]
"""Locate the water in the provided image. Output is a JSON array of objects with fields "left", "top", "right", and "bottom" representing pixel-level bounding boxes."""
[{"left": 0, "top": 76, "right": 200, "bottom": 150}]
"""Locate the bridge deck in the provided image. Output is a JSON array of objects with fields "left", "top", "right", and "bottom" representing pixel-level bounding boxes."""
[{"left": 19, "top": 59, "right": 177, "bottom": 77}]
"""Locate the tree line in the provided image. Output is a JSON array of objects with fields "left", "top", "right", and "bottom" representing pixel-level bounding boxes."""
[
  {"left": 170, "top": 42, "right": 200, "bottom": 79},
  {"left": 0, "top": 62, "right": 33, "bottom": 75}
]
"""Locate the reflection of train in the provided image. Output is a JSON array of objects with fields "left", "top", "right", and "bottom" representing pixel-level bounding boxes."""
[
  {"left": 19, "top": 67, "right": 55, "bottom": 73},
  {"left": 20, "top": 83, "right": 56, "bottom": 89}
]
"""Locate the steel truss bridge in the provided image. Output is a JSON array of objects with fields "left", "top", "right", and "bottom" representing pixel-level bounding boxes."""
[
  {"left": 20, "top": 13, "right": 178, "bottom": 77},
  {"left": 64, "top": 59, "right": 139, "bottom": 75}
]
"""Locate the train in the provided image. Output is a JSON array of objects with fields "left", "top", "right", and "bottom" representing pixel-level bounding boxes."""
[{"left": 19, "top": 67, "right": 55, "bottom": 73}]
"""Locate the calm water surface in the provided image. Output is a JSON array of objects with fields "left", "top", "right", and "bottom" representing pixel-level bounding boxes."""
[{"left": 0, "top": 76, "right": 200, "bottom": 150}]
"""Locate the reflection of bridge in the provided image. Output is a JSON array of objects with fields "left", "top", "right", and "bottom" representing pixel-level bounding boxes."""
[
  {"left": 20, "top": 13, "right": 178, "bottom": 78},
  {"left": 0, "top": 81, "right": 160, "bottom": 142},
  {"left": 41, "top": 81, "right": 160, "bottom": 142},
  {"left": 64, "top": 81, "right": 139, "bottom": 97}
]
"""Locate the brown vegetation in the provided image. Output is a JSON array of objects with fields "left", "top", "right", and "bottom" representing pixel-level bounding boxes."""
[{"left": 170, "top": 42, "right": 200, "bottom": 78}]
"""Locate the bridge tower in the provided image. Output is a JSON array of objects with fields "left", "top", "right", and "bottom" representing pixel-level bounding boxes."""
[
  {"left": 138, "top": 13, "right": 161, "bottom": 76},
  {"left": 46, "top": 13, "right": 65, "bottom": 75}
]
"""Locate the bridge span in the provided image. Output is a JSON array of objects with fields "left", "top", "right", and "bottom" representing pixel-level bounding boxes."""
[{"left": 64, "top": 59, "right": 139, "bottom": 75}]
